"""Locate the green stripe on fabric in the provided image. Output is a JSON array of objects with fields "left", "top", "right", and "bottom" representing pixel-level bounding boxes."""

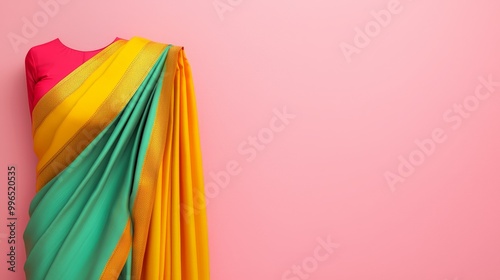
[{"left": 129, "top": 45, "right": 171, "bottom": 206}]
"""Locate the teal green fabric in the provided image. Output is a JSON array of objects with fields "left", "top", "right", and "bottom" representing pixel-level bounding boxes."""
[{"left": 24, "top": 46, "right": 170, "bottom": 280}]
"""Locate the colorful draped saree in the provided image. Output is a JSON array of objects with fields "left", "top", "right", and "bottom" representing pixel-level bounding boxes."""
[{"left": 24, "top": 37, "right": 210, "bottom": 280}]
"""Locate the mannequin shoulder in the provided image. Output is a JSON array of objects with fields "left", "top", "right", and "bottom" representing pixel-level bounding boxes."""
[{"left": 25, "top": 38, "right": 60, "bottom": 63}]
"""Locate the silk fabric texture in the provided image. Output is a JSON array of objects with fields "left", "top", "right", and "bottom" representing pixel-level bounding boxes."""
[{"left": 24, "top": 37, "right": 210, "bottom": 280}]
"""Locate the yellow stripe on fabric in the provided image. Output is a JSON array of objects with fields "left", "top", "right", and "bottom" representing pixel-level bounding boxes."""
[
  {"left": 31, "top": 40, "right": 125, "bottom": 133},
  {"left": 159, "top": 77, "right": 175, "bottom": 280},
  {"left": 178, "top": 48, "right": 200, "bottom": 280},
  {"left": 170, "top": 51, "right": 182, "bottom": 280},
  {"left": 174, "top": 49, "right": 210, "bottom": 280},
  {"left": 131, "top": 45, "right": 181, "bottom": 280},
  {"left": 99, "top": 220, "right": 132, "bottom": 280},
  {"left": 161, "top": 118, "right": 173, "bottom": 279},
  {"left": 139, "top": 48, "right": 211, "bottom": 280},
  {"left": 180, "top": 49, "right": 214, "bottom": 280},
  {"left": 182, "top": 51, "right": 211, "bottom": 280},
  {"left": 34, "top": 39, "right": 167, "bottom": 192}
]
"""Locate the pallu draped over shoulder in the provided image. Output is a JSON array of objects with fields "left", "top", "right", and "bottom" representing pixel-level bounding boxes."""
[{"left": 24, "top": 37, "right": 210, "bottom": 280}]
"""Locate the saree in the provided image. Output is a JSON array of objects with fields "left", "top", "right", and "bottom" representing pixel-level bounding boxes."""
[{"left": 24, "top": 36, "right": 210, "bottom": 280}]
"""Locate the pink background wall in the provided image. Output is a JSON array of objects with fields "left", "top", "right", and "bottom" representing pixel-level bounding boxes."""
[{"left": 1, "top": 0, "right": 500, "bottom": 279}]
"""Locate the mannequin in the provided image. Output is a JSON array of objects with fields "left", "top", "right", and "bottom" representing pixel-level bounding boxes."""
[
  {"left": 23, "top": 36, "right": 211, "bottom": 280},
  {"left": 25, "top": 37, "right": 121, "bottom": 115}
]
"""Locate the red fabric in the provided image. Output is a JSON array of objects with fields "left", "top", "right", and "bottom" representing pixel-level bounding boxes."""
[{"left": 25, "top": 37, "right": 121, "bottom": 116}]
